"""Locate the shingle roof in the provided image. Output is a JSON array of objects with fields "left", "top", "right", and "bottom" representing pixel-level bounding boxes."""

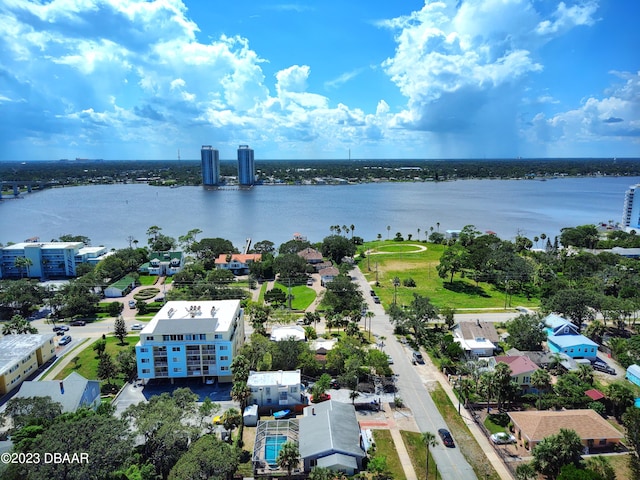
[
  {"left": 585, "top": 389, "right": 605, "bottom": 401},
  {"left": 508, "top": 409, "right": 624, "bottom": 443},
  {"left": 455, "top": 321, "right": 500, "bottom": 344},
  {"left": 299, "top": 401, "right": 365, "bottom": 460},
  {"left": 494, "top": 356, "right": 539, "bottom": 376},
  {"left": 214, "top": 253, "right": 262, "bottom": 264}
]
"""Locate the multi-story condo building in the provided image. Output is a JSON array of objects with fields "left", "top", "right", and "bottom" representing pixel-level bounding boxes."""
[
  {"left": 0, "top": 241, "right": 107, "bottom": 279},
  {"left": 201, "top": 145, "right": 220, "bottom": 187},
  {"left": 0, "top": 334, "right": 56, "bottom": 394},
  {"left": 237, "top": 144, "right": 255, "bottom": 186},
  {"left": 622, "top": 183, "right": 640, "bottom": 230},
  {"left": 135, "top": 300, "right": 245, "bottom": 383}
]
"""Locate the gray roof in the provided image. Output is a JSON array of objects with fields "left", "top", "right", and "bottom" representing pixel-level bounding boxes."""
[
  {"left": 299, "top": 401, "right": 365, "bottom": 460},
  {"left": 0, "top": 334, "right": 55, "bottom": 376},
  {"left": 317, "top": 453, "right": 358, "bottom": 471},
  {"left": 14, "top": 372, "right": 100, "bottom": 412},
  {"left": 454, "top": 321, "right": 500, "bottom": 344}
]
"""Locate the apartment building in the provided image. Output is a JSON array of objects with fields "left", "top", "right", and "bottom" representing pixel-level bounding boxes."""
[
  {"left": 135, "top": 300, "right": 245, "bottom": 383},
  {"left": 0, "top": 241, "right": 107, "bottom": 279},
  {"left": 0, "top": 334, "right": 56, "bottom": 394}
]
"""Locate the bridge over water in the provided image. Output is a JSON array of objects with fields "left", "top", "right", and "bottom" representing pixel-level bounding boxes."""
[{"left": 0, "top": 181, "right": 51, "bottom": 198}]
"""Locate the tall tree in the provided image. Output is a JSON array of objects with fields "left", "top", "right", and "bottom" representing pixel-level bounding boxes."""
[
  {"left": 168, "top": 434, "right": 239, "bottom": 480},
  {"left": 623, "top": 406, "right": 640, "bottom": 478},
  {"left": 421, "top": 431, "right": 438, "bottom": 480},
  {"left": 97, "top": 353, "right": 119, "bottom": 386},
  {"left": 531, "top": 369, "right": 551, "bottom": 410},
  {"left": 505, "top": 313, "right": 546, "bottom": 351},
  {"left": 437, "top": 244, "right": 469, "bottom": 284},
  {"left": 2, "top": 314, "right": 38, "bottom": 335},
  {"left": 113, "top": 315, "right": 127, "bottom": 344}
]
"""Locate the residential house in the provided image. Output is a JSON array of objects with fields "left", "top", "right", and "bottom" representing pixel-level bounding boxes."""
[
  {"left": 135, "top": 300, "right": 245, "bottom": 383},
  {"left": 298, "top": 400, "right": 367, "bottom": 475},
  {"left": 451, "top": 320, "right": 500, "bottom": 357},
  {"left": 14, "top": 372, "right": 100, "bottom": 412},
  {"left": 626, "top": 364, "right": 640, "bottom": 387},
  {"left": 142, "top": 251, "right": 184, "bottom": 276},
  {"left": 0, "top": 334, "right": 56, "bottom": 394},
  {"left": 215, "top": 253, "right": 262, "bottom": 275},
  {"left": 247, "top": 370, "right": 304, "bottom": 410},
  {"left": 270, "top": 325, "right": 306, "bottom": 342},
  {"left": 319, "top": 266, "right": 339, "bottom": 286},
  {"left": 544, "top": 314, "right": 599, "bottom": 360},
  {"left": 489, "top": 355, "right": 539, "bottom": 393},
  {"left": 310, "top": 338, "right": 338, "bottom": 363},
  {"left": 508, "top": 409, "right": 624, "bottom": 451},
  {"left": 297, "top": 247, "right": 323, "bottom": 265}
]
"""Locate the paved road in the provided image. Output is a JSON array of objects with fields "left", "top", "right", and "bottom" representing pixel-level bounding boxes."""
[{"left": 353, "top": 268, "right": 479, "bottom": 480}]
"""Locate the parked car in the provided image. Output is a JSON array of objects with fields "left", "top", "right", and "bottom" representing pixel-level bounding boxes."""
[
  {"left": 373, "top": 296, "right": 381, "bottom": 304},
  {"left": 128, "top": 300, "right": 136, "bottom": 308},
  {"left": 58, "top": 335, "right": 72, "bottom": 346},
  {"left": 412, "top": 351, "right": 425, "bottom": 364},
  {"left": 490, "top": 432, "right": 516, "bottom": 444},
  {"left": 592, "top": 362, "right": 616, "bottom": 375},
  {"left": 387, "top": 355, "right": 394, "bottom": 365},
  {"left": 53, "top": 325, "right": 69, "bottom": 332},
  {"left": 438, "top": 428, "right": 455, "bottom": 448},
  {"left": 70, "top": 320, "right": 86, "bottom": 326},
  {"left": 370, "top": 289, "right": 375, "bottom": 296},
  {"left": 131, "top": 323, "right": 143, "bottom": 330}
]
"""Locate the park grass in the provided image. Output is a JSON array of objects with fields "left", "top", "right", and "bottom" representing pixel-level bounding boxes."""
[
  {"left": 359, "top": 240, "right": 538, "bottom": 310},
  {"left": 274, "top": 282, "right": 316, "bottom": 311},
  {"left": 606, "top": 454, "right": 633, "bottom": 480},
  {"left": 53, "top": 335, "right": 138, "bottom": 387},
  {"left": 400, "top": 430, "right": 438, "bottom": 480},
  {"left": 372, "top": 429, "right": 406, "bottom": 480},
  {"left": 430, "top": 383, "right": 500, "bottom": 480}
]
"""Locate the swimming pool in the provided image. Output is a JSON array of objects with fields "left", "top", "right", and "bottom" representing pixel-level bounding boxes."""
[
  {"left": 635, "top": 398, "right": 640, "bottom": 408},
  {"left": 264, "top": 435, "right": 287, "bottom": 465}
]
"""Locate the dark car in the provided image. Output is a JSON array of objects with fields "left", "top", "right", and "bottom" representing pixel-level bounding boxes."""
[
  {"left": 438, "top": 428, "right": 455, "bottom": 448},
  {"left": 53, "top": 325, "right": 69, "bottom": 332},
  {"left": 70, "top": 320, "right": 86, "bottom": 326},
  {"left": 373, "top": 296, "right": 381, "bottom": 304},
  {"left": 593, "top": 363, "right": 616, "bottom": 375}
]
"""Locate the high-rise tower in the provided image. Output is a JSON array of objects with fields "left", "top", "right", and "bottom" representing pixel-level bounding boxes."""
[
  {"left": 622, "top": 184, "right": 640, "bottom": 230},
  {"left": 201, "top": 146, "right": 219, "bottom": 187},
  {"left": 237, "top": 145, "right": 255, "bottom": 186}
]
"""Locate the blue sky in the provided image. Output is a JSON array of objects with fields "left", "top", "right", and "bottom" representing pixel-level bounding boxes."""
[{"left": 1, "top": 0, "right": 638, "bottom": 161}]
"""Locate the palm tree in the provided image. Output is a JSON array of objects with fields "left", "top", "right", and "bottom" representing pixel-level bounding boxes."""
[
  {"left": 531, "top": 368, "right": 551, "bottom": 410},
  {"left": 349, "top": 389, "right": 360, "bottom": 404},
  {"left": 576, "top": 363, "right": 594, "bottom": 385},
  {"left": 514, "top": 462, "right": 536, "bottom": 480},
  {"left": 277, "top": 441, "right": 300, "bottom": 480},
  {"left": 421, "top": 431, "right": 438, "bottom": 480},
  {"left": 436, "top": 222, "right": 440, "bottom": 232},
  {"left": 392, "top": 276, "right": 400, "bottom": 305},
  {"left": 14, "top": 256, "right": 33, "bottom": 278},
  {"left": 231, "top": 381, "right": 252, "bottom": 411},
  {"left": 386, "top": 225, "right": 391, "bottom": 239}
]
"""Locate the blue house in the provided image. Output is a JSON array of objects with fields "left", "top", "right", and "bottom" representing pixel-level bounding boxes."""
[
  {"left": 626, "top": 364, "right": 640, "bottom": 387},
  {"left": 544, "top": 314, "right": 599, "bottom": 360}
]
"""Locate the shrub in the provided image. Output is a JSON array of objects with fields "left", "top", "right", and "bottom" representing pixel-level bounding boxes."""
[{"left": 402, "top": 277, "right": 416, "bottom": 287}]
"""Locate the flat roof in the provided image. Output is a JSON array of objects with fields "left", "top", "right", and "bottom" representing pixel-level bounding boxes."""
[
  {"left": 141, "top": 300, "right": 241, "bottom": 335},
  {"left": 248, "top": 370, "right": 301, "bottom": 387},
  {"left": 3, "top": 241, "right": 83, "bottom": 250},
  {"left": 0, "top": 334, "right": 55, "bottom": 375}
]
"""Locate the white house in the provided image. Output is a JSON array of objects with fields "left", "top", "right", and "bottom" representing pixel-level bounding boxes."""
[
  {"left": 247, "top": 370, "right": 304, "bottom": 409},
  {"left": 270, "top": 325, "right": 306, "bottom": 342}
]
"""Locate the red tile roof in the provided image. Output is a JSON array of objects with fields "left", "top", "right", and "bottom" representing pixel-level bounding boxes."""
[{"left": 585, "top": 389, "right": 605, "bottom": 401}]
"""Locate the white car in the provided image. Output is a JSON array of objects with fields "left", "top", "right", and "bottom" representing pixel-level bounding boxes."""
[
  {"left": 490, "top": 432, "right": 516, "bottom": 444},
  {"left": 131, "top": 323, "right": 143, "bottom": 330}
]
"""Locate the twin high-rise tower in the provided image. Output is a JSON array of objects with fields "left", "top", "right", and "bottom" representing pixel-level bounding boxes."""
[{"left": 200, "top": 145, "right": 255, "bottom": 187}]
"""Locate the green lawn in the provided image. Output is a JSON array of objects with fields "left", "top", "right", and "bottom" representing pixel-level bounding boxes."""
[
  {"left": 430, "top": 384, "right": 500, "bottom": 480},
  {"left": 53, "top": 335, "right": 138, "bottom": 388},
  {"left": 400, "top": 430, "right": 438, "bottom": 480},
  {"left": 372, "top": 429, "right": 406, "bottom": 480},
  {"left": 138, "top": 275, "right": 158, "bottom": 286},
  {"left": 273, "top": 282, "right": 316, "bottom": 310},
  {"left": 359, "top": 240, "right": 538, "bottom": 310}
]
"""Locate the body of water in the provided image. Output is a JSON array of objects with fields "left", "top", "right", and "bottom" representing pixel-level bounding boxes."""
[{"left": 1, "top": 176, "right": 638, "bottom": 250}]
